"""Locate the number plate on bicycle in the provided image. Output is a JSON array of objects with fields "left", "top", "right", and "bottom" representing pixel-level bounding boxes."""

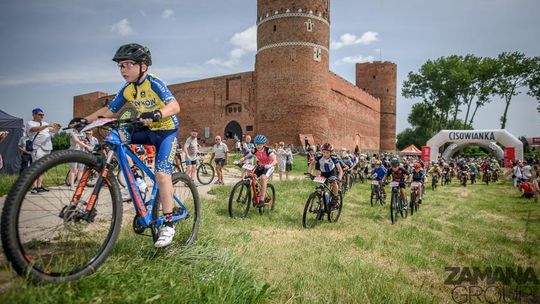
[
  {"left": 242, "top": 163, "right": 255, "bottom": 171},
  {"left": 81, "top": 118, "right": 115, "bottom": 132},
  {"left": 389, "top": 181, "right": 399, "bottom": 187},
  {"left": 411, "top": 182, "right": 421, "bottom": 188},
  {"left": 371, "top": 180, "right": 379, "bottom": 185},
  {"left": 314, "top": 176, "right": 327, "bottom": 184}
]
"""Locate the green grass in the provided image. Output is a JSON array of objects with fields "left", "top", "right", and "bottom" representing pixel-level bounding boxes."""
[
  {"left": 1, "top": 177, "right": 539, "bottom": 303},
  {"left": 0, "top": 174, "right": 17, "bottom": 197}
]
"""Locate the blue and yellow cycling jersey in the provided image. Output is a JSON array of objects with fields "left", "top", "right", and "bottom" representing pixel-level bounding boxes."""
[{"left": 107, "top": 73, "right": 178, "bottom": 131}]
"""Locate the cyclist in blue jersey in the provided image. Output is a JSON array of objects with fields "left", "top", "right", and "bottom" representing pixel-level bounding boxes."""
[
  {"left": 308, "top": 143, "right": 343, "bottom": 205},
  {"left": 371, "top": 160, "right": 388, "bottom": 197},
  {"left": 70, "top": 43, "right": 180, "bottom": 248}
]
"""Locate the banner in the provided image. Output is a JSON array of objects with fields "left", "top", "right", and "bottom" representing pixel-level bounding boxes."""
[
  {"left": 503, "top": 147, "right": 515, "bottom": 168},
  {"left": 421, "top": 146, "right": 431, "bottom": 168}
]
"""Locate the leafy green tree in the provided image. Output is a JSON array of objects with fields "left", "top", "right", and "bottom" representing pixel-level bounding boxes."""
[
  {"left": 527, "top": 56, "right": 540, "bottom": 113},
  {"left": 52, "top": 131, "right": 70, "bottom": 151},
  {"left": 492, "top": 52, "right": 536, "bottom": 129}
]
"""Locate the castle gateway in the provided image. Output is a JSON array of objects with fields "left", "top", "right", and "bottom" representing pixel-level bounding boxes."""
[{"left": 73, "top": 0, "right": 397, "bottom": 152}]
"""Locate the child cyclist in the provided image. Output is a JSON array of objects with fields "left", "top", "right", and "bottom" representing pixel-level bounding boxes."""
[
  {"left": 69, "top": 43, "right": 180, "bottom": 248},
  {"left": 234, "top": 135, "right": 277, "bottom": 207},
  {"left": 307, "top": 143, "right": 343, "bottom": 205},
  {"left": 370, "top": 160, "right": 388, "bottom": 199}
]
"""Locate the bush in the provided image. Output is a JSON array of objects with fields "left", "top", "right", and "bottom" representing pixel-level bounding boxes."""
[{"left": 52, "top": 131, "right": 70, "bottom": 151}]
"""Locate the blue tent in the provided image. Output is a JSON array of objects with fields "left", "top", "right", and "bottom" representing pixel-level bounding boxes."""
[{"left": 0, "top": 110, "right": 24, "bottom": 174}]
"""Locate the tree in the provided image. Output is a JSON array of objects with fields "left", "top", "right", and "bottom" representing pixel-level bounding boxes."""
[
  {"left": 526, "top": 56, "right": 540, "bottom": 113},
  {"left": 492, "top": 52, "right": 536, "bottom": 129},
  {"left": 52, "top": 131, "right": 70, "bottom": 151}
]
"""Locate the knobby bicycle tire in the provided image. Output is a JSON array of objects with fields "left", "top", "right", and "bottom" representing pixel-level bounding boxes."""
[
  {"left": 303, "top": 191, "right": 322, "bottom": 228},
  {"left": 228, "top": 181, "right": 251, "bottom": 218},
  {"left": 151, "top": 173, "right": 200, "bottom": 246},
  {"left": 1, "top": 150, "right": 122, "bottom": 283}
]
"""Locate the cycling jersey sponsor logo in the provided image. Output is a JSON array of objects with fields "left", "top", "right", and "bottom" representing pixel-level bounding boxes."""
[{"left": 133, "top": 99, "right": 157, "bottom": 108}]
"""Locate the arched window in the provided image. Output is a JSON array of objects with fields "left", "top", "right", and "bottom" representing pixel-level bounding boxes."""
[{"left": 225, "top": 103, "right": 242, "bottom": 115}]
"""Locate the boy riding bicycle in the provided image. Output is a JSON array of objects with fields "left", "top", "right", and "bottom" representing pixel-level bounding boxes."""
[
  {"left": 69, "top": 43, "right": 180, "bottom": 248},
  {"left": 370, "top": 160, "right": 388, "bottom": 198},
  {"left": 387, "top": 157, "right": 410, "bottom": 205},
  {"left": 235, "top": 135, "right": 277, "bottom": 207},
  {"left": 307, "top": 143, "right": 343, "bottom": 205}
]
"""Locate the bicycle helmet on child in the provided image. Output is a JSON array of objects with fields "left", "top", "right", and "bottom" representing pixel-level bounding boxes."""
[
  {"left": 390, "top": 157, "right": 400, "bottom": 167},
  {"left": 253, "top": 135, "right": 267, "bottom": 145},
  {"left": 321, "top": 143, "right": 333, "bottom": 151},
  {"left": 112, "top": 43, "right": 152, "bottom": 65}
]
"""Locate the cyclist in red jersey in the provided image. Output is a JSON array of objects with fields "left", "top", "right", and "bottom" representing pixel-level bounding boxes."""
[{"left": 235, "top": 135, "right": 277, "bottom": 207}]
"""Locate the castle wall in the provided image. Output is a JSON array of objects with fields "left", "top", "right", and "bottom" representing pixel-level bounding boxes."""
[
  {"left": 327, "top": 72, "right": 380, "bottom": 152},
  {"left": 168, "top": 72, "right": 256, "bottom": 143}
]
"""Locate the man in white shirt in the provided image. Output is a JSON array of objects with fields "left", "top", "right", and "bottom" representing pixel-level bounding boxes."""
[
  {"left": 26, "top": 108, "right": 60, "bottom": 193},
  {"left": 210, "top": 136, "right": 228, "bottom": 185}
]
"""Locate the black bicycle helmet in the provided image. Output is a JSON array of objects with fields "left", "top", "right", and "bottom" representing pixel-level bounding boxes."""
[{"left": 112, "top": 43, "right": 152, "bottom": 66}]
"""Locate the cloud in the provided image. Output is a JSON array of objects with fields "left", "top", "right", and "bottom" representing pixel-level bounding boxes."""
[
  {"left": 161, "top": 9, "right": 174, "bottom": 19},
  {"left": 110, "top": 19, "right": 135, "bottom": 36},
  {"left": 0, "top": 64, "right": 219, "bottom": 87},
  {"left": 206, "top": 25, "right": 257, "bottom": 67},
  {"left": 139, "top": 10, "right": 147, "bottom": 17},
  {"left": 331, "top": 31, "right": 379, "bottom": 50},
  {"left": 335, "top": 55, "right": 375, "bottom": 65}
]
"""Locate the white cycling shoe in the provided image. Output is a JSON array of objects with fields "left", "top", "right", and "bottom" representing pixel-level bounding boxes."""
[{"left": 154, "top": 226, "right": 175, "bottom": 248}]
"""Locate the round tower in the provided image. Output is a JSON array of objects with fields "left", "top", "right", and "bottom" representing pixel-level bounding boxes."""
[
  {"left": 355, "top": 61, "right": 397, "bottom": 152},
  {"left": 255, "top": 0, "right": 331, "bottom": 145}
]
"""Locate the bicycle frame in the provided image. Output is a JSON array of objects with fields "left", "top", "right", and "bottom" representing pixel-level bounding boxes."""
[{"left": 75, "top": 127, "right": 190, "bottom": 229}]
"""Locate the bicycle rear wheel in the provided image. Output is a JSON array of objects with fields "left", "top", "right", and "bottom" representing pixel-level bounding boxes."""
[
  {"left": 196, "top": 163, "right": 215, "bottom": 185},
  {"left": 328, "top": 191, "right": 343, "bottom": 223},
  {"left": 1, "top": 150, "right": 122, "bottom": 283},
  {"left": 151, "top": 173, "right": 200, "bottom": 246},
  {"left": 228, "top": 181, "right": 251, "bottom": 218},
  {"left": 258, "top": 184, "right": 275, "bottom": 215},
  {"left": 303, "top": 192, "right": 322, "bottom": 228}
]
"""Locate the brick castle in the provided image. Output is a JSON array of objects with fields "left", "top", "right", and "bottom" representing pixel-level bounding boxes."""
[{"left": 73, "top": 0, "right": 397, "bottom": 152}]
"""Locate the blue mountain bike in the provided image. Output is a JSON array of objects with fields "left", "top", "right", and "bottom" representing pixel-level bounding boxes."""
[{"left": 1, "top": 118, "right": 200, "bottom": 283}]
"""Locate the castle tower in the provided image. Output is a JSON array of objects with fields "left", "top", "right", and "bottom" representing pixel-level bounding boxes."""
[
  {"left": 255, "top": 0, "right": 331, "bottom": 145},
  {"left": 355, "top": 62, "right": 397, "bottom": 151}
]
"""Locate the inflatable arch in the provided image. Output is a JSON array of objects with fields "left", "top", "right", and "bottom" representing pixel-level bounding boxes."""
[
  {"left": 441, "top": 142, "right": 504, "bottom": 160},
  {"left": 426, "top": 129, "right": 523, "bottom": 163}
]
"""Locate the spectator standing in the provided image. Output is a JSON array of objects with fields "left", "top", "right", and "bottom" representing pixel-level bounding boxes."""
[
  {"left": 17, "top": 131, "right": 32, "bottom": 173},
  {"left": 521, "top": 161, "right": 533, "bottom": 181},
  {"left": 276, "top": 142, "right": 288, "bottom": 181},
  {"left": 26, "top": 108, "right": 60, "bottom": 194},
  {"left": 235, "top": 139, "right": 242, "bottom": 155},
  {"left": 210, "top": 136, "right": 228, "bottom": 185},
  {"left": 285, "top": 144, "right": 294, "bottom": 179},
  {"left": 183, "top": 129, "right": 199, "bottom": 180},
  {"left": 512, "top": 161, "right": 522, "bottom": 188},
  {"left": 68, "top": 127, "right": 93, "bottom": 190}
]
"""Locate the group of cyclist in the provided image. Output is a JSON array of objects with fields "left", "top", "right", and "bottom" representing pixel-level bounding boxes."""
[{"left": 65, "top": 42, "right": 536, "bottom": 247}]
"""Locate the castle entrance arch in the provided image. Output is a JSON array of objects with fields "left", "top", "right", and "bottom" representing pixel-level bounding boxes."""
[
  {"left": 224, "top": 120, "right": 242, "bottom": 140},
  {"left": 425, "top": 129, "right": 523, "bottom": 163}
]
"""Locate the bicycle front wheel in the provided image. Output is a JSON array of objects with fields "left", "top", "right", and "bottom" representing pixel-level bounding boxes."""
[
  {"left": 303, "top": 192, "right": 322, "bottom": 228},
  {"left": 152, "top": 173, "right": 200, "bottom": 246},
  {"left": 196, "top": 163, "right": 215, "bottom": 185},
  {"left": 228, "top": 181, "right": 251, "bottom": 218},
  {"left": 1, "top": 150, "right": 122, "bottom": 283}
]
